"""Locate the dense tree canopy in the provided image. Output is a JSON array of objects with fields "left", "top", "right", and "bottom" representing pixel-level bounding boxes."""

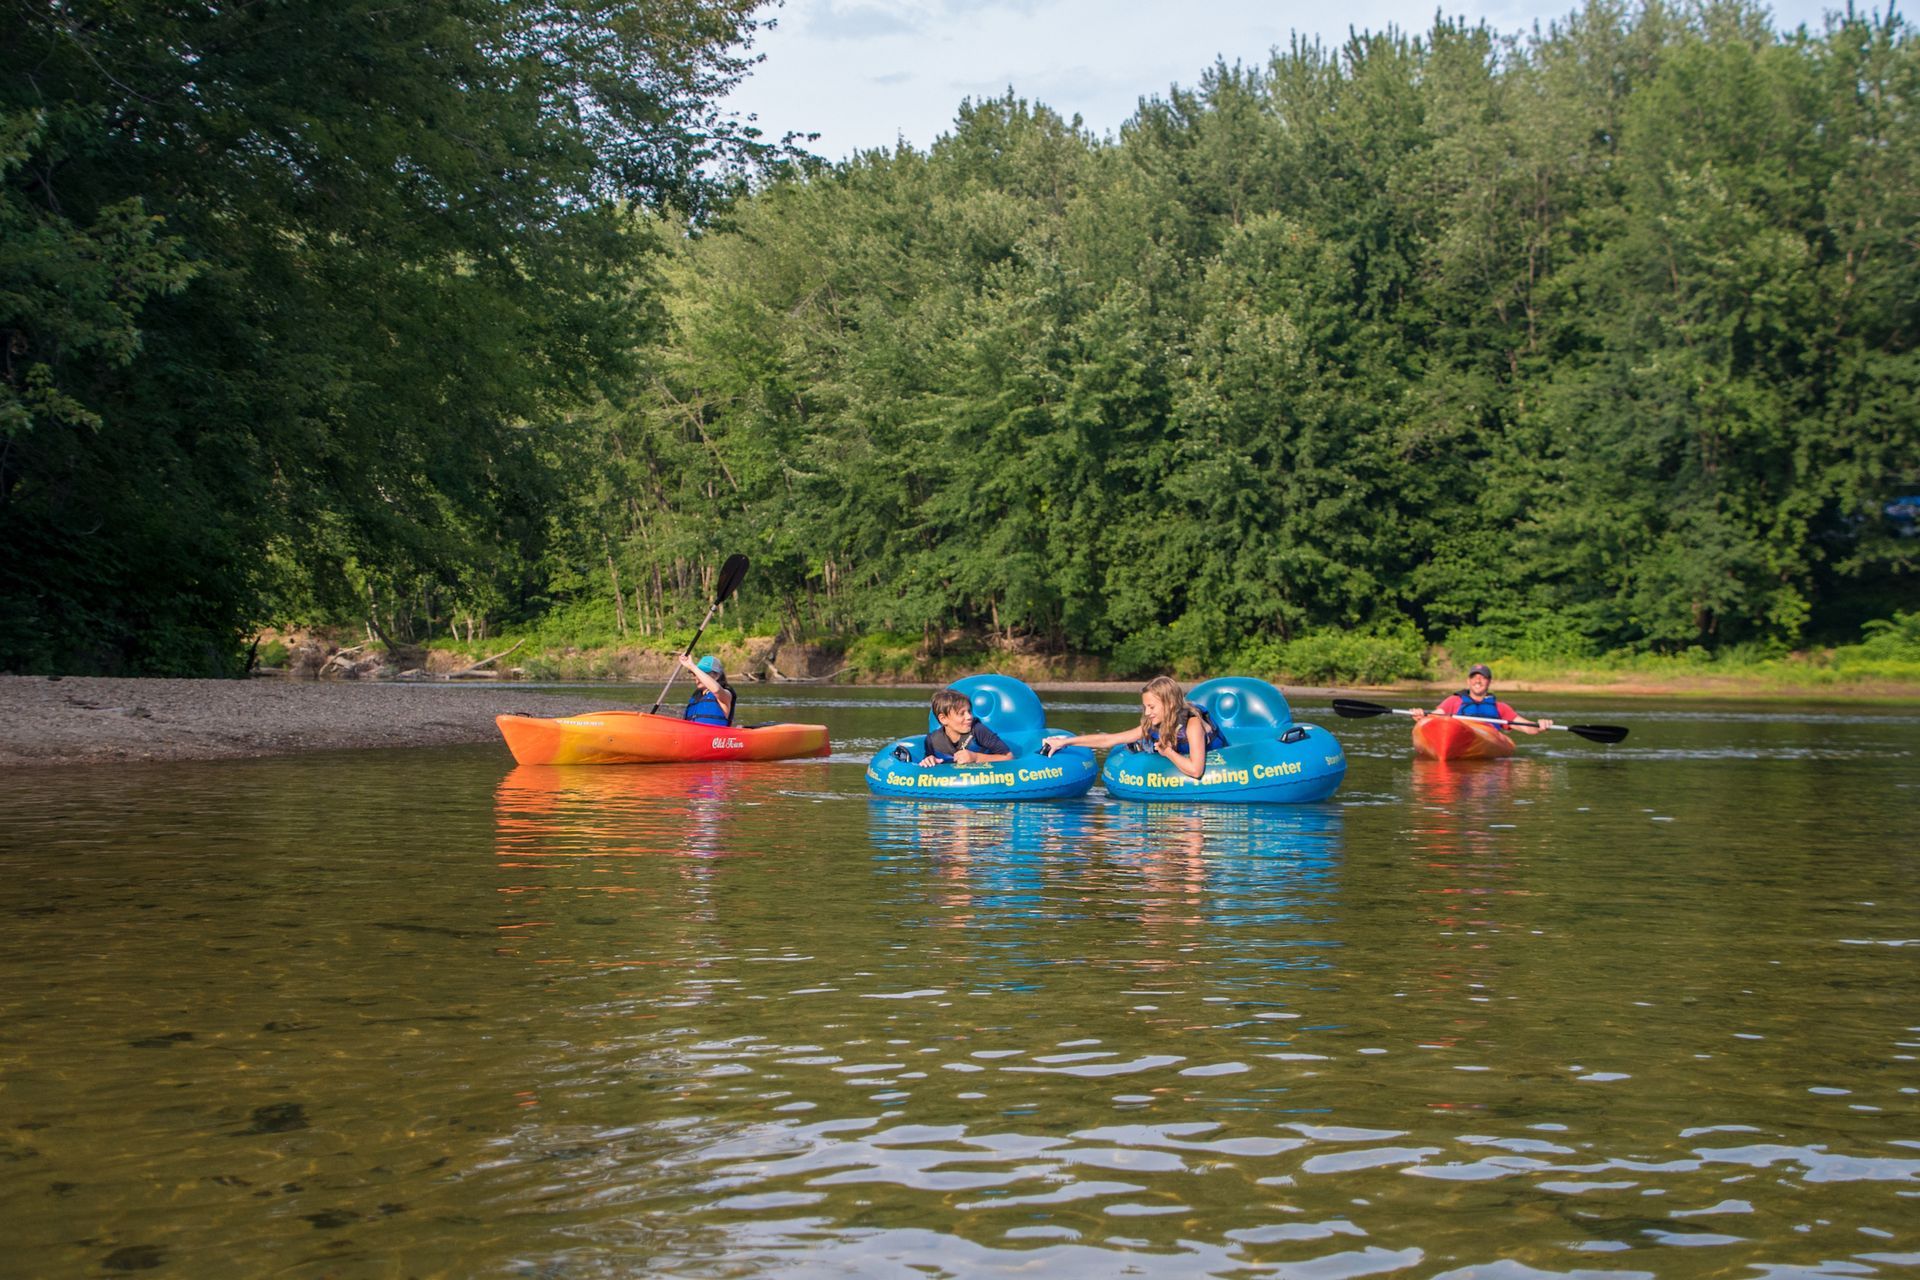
[
  {"left": 4, "top": 0, "right": 1915, "bottom": 675},
  {"left": 2, "top": 0, "right": 772, "bottom": 672},
  {"left": 594, "top": 0, "right": 1916, "bottom": 670}
]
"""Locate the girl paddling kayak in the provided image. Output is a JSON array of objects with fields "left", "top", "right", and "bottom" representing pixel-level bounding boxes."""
[{"left": 679, "top": 654, "right": 735, "bottom": 726}]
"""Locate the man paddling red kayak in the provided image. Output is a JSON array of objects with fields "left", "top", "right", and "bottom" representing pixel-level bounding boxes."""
[
  {"left": 1414, "top": 664, "right": 1553, "bottom": 734},
  {"left": 1330, "top": 687, "right": 1625, "bottom": 758},
  {"left": 1406, "top": 664, "right": 1549, "bottom": 761}
]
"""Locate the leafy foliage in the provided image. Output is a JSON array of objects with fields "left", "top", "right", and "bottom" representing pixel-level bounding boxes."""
[
  {"left": 1, "top": 0, "right": 774, "bottom": 672},
  {"left": 5, "top": 1, "right": 1916, "bottom": 674},
  {"left": 586, "top": 5, "right": 1914, "bottom": 667}
]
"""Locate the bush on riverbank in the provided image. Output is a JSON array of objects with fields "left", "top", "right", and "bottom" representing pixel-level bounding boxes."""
[
  {"left": 1438, "top": 611, "right": 1920, "bottom": 689},
  {"left": 1236, "top": 624, "right": 1431, "bottom": 687},
  {"left": 264, "top": 606, "right": 1920, "bottom": 699}
]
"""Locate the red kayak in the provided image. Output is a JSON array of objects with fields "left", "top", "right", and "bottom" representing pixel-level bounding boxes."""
[
  {"left": 1412, "top": 715, "right": 1515, "bottom": 761},
  {"left": 496, "top": 711, "right": 830, "bottom": 766}
]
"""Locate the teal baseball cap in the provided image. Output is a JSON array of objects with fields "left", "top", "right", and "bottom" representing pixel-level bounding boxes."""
[{"left": 696, "top": 655, "right": 722, "bottom": 674}]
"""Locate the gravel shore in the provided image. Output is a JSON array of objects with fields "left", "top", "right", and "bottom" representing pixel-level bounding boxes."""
[
  {"left": 0, "top": 676, "right": 588, "bottom": 768},
  {"left": 7, "top": 672, "right": 1911, "bottom": 771}
]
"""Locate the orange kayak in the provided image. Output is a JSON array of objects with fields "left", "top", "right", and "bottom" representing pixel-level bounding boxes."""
[
  {"left": 1411, "top": 715, "right": 1515, "bottom": 761},
  {"left": 496, "top": 711, "right": 830, "bottom": 766}
]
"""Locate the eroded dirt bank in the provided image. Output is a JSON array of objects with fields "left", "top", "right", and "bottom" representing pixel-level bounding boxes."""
[{"left": 0, "top": 677, "right": 584, "bottom": 768}]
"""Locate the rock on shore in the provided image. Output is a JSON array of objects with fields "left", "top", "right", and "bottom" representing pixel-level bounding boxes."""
[{"left": 0, "top": 676, "right": 588, "bottom": 768}]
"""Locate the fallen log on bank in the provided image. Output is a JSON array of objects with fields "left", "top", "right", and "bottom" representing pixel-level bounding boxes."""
[
  {"left": 447, "top": 639, "right": 525, "bottom": 679},
  {"left": 763, "top": 660, "right": 848, "bottom": 683}
]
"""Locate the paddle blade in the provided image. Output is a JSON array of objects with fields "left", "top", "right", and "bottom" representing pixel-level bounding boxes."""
[
  {"left": 714, "top": 554, "right": 750, "bottom": 604},
  {"left": 1331, "top": 698, "right": 1392, "bottom": 719},
  {"left": 1569, "top": 724, "right": 1629, "bottom": 744}
]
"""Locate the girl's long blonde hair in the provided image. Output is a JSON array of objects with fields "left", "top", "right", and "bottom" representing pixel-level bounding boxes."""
[{"left": 1139, "top": 676, "right": 1190, "bottom": 739}]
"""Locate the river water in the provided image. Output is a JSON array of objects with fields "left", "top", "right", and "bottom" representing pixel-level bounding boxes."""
[{"left": 1, "top": 688, "right": 1915, "bottom": 1278}]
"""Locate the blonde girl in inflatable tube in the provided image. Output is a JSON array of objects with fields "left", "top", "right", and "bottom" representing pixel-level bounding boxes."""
[{"left": 1042, "top": 675, "right": 1226, "bottom": 779}]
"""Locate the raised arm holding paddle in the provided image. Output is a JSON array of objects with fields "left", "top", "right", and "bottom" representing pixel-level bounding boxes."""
[{"left": 651, "top": 553, "right": 749, "bottom": 717}]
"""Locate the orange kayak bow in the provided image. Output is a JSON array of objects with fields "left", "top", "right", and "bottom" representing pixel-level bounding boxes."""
[
  {"left": 496, "top": 710, "right": 830, "bottom": 766},
  {"left": 1411, "top": 715, "right": 1515, "bottom": 761}
]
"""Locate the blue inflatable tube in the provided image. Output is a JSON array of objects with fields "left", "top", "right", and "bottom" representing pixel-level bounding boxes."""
[
  {"left": 865, "top": 674, "right": 1098, "bottom": 801},
  {"left": 1101, "top": 677, "right": 1346, "bottom": 803}
]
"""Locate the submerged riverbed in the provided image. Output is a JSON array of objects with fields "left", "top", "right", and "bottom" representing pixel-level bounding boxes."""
[{"left": 1, "top": 688, "right": 1916, "bottom": 1277}]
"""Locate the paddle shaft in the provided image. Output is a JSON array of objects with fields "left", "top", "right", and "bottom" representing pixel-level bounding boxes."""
[
  {"left": 1330, "top": 697, "right": 1627, "bottom": 744},
  {"left": 1391, "top": 707, "right": 1557, "bottom": 733}
]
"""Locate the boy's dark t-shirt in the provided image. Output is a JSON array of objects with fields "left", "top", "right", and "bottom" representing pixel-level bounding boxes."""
[{"left": 924, "top": 721, "right": 1012, "bottom": 761}]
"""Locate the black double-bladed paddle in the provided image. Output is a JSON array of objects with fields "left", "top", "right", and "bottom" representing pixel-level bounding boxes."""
[
  {"left": 1330, "top": 697, "right": 1629, "bottom": 744},
  {"left": 650, "top": 554, "right": 750, "bottom": 715}
]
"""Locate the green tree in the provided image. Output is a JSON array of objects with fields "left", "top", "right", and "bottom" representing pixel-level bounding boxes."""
[
  {"left": 1, "top": 0, "right": 774, "bottom": 672},
  {"left": 515, "top": 0, "right": 1918, "bottom": 669}
]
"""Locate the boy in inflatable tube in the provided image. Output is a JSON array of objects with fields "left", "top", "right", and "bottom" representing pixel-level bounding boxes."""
[
  {"left": 1041, "top": 675, "right": 1225, "bottom": 778},
  {"left": 918, "top": 688, "right": 1016, "bottom": 766}
]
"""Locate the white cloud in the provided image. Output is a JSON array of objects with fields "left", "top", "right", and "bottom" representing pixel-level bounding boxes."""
[
  {"left": 804, "top": 2, "right": 927, "bottom": 40},
  {"left": 727, "top": 0, "right": 1852, "bottom": 161}
]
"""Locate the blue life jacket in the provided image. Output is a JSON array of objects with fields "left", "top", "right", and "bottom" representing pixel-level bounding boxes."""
[
  {"left": 923, "top": 722, "right": 1011, "bottom": 763},
  {"left": 1453, "top": 690, "right": 1504, "bottom": 720},
  {"left": 1141, "top": 707, "right": 1227, "bottom": 755},
  {"left": 684, "top": 684, "right": 734, "bottom": 727}
]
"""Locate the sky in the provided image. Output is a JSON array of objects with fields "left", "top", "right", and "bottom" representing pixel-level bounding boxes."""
[{"left": 720, "top": 0, "right": 1850, "bottom": 161}]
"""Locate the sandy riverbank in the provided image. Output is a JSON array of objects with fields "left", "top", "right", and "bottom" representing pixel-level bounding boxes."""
[
  {"left": 0, "top": 676, "right": 586, "bottom": 768},
  {"left": 3, "top": 672, "right": 1913, "bottom": 770}
]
